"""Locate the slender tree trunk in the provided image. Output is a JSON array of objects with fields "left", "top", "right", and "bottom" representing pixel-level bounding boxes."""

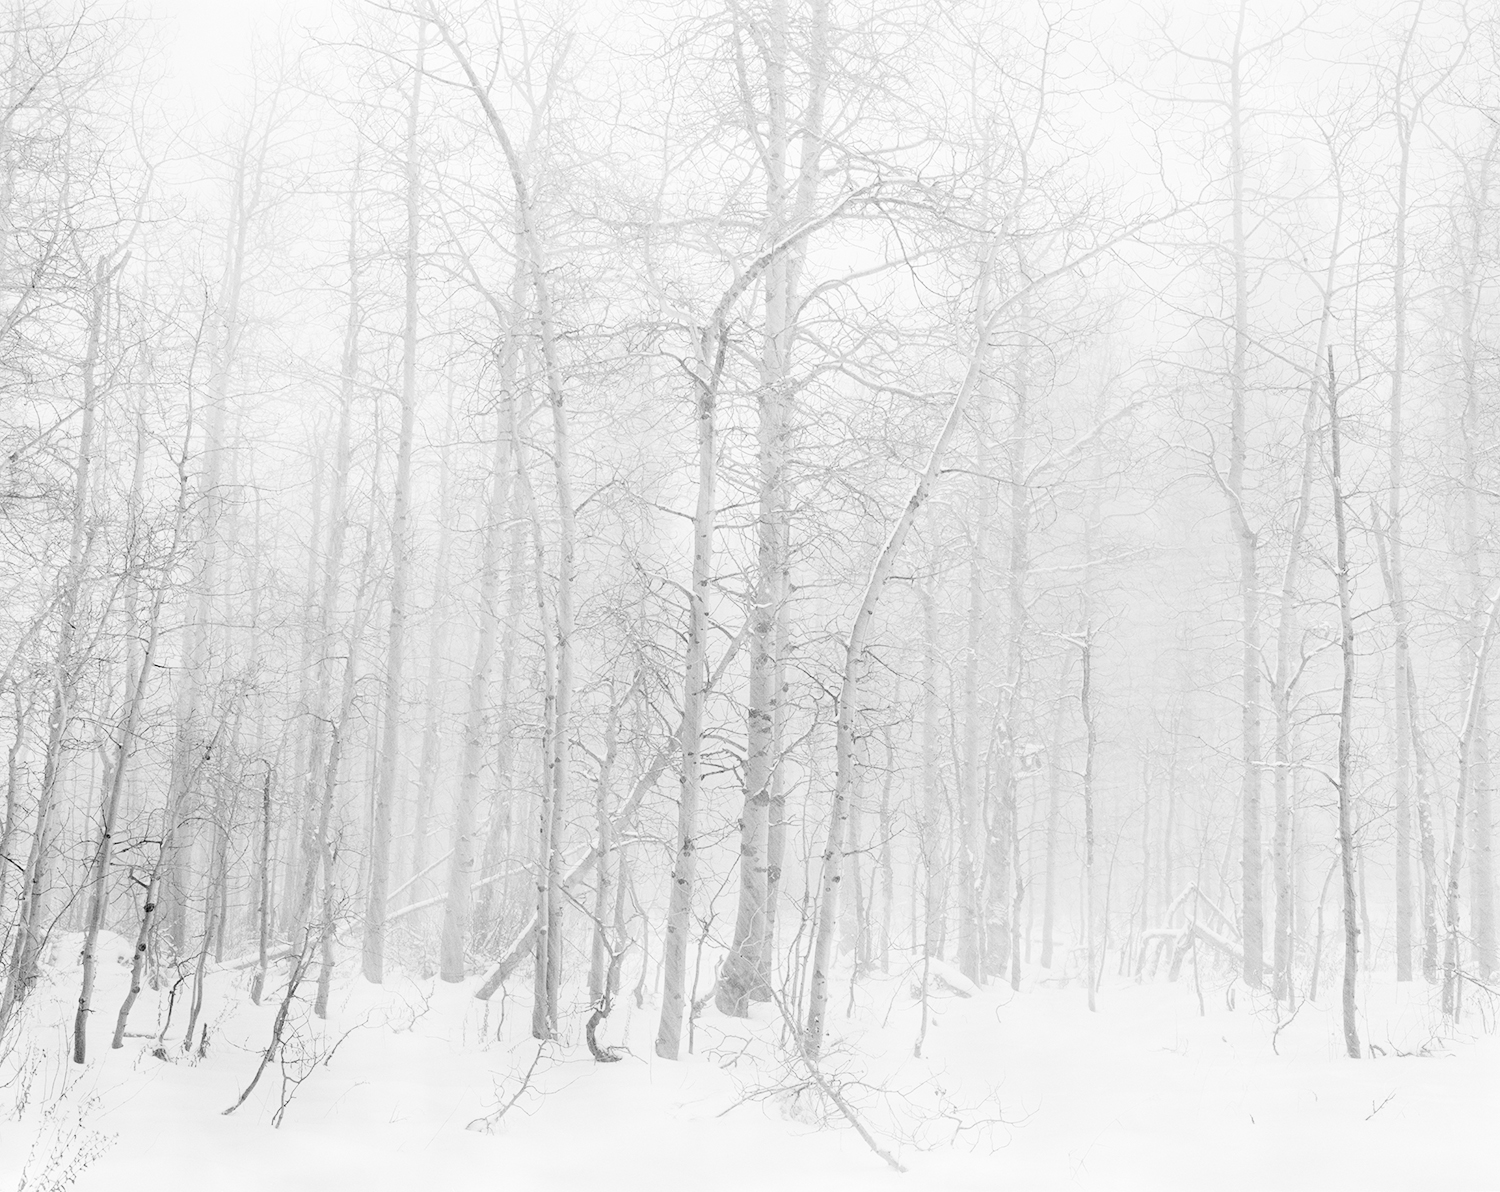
[
  {"left": 1444, "top": 584, "right": 1500, "bottom": 1018},
  {"left": 656, "top": 339, "right": 718, "bottom": 1061},
  {"left": 1327, "top": 351, "right": 1360, "bottom": 1059},
  {"left": 1081, "top": 629, "right": 1098, "bottom": 1013},
  {"left": 805, "top": 290, "right": 1002, "bottom": 1060},
  {"left": 960, "top": 384, "right": 991, "bottom": 983},
  {"left": 439, "top": 386, "right": 513, "bottom": 982},
  {"left": 1040, "top": 658, "right": 1069, "bottom": 970},
  {"left": 921, "top": 510, "right": 945, "bottom": 960},
  {"left": 409, "top": 393, "right": 455, "bottom": 906},
  {"left": 1387, "top": 75, "right": 1419, "bottom": 986},
  {"left": 295, "top": 160, "right": 360, "bottom": 942},
  {"left": 74, "top": 548, "right": 173, "bottom": 1062},
  {"left": 364, "top": 23, "right": 425, "bottom": 984},
  {"left": 250, "top": 766, "right": 273, "bottom": 1004},
  {"left": 588, "top": 683, "right": 623, "bottom": 1005},
  {"left": 1227, "top": 4, "right": 1264, "bottom": 989},
  {"left": 1457, "top": 134, "right": 1500, "bottom": 980},
  {"left": 3, "top": 252, "right": 105, "bottom": 1019},
  {"left": 1273, "top": 171, "right": 1342, "bottom": 999}
]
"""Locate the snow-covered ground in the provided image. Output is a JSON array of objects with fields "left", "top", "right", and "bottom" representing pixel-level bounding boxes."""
[{"left": 2, "top": 933, "right": 1494, "bottom": 1191}]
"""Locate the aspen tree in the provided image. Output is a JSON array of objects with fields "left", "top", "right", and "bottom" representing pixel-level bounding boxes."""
[
  {"left": 75, "top": 375, "right": 189, "bottom": 1062},
  {"left": 1271, "top": 136, "right": 1343, "bottom": 1000},
  {"left": 719, "top": 0, "right": 829, "bottom": 1018},
  {"left": 1454, "top": 127, "right": 1500, "bottom": 979},
  {"left": 364, "top": 20, "right": 426, "bottom": 984},
  {"left": 432, "top": 9, "right": 579, "bottom": 1027},
  {"left": 1382, "top": 6, "right": 1457, "bottom": 983},
  {"left": 1326, "top": 350, "right": 1360, "bottom": 1059},
  {"left": 439, "top": 375, "right": 515, "bottom": 981},
  {"left": 1443, "top": 585, "right": 1500, "bottom": 1018}
]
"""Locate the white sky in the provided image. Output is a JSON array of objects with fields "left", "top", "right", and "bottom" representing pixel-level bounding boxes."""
[{"left": 147, "top": 0, "right": 331, "bottom": 111}]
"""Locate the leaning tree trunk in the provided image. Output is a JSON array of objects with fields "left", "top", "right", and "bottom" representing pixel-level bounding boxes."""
[{"left": 804, "top": 297, "right": 1000, "bottom": 1060}]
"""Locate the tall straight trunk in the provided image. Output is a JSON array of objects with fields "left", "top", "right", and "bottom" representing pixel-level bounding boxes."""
[
  {"left": 409, "top": 393, "right": 455, "bottom": 904},
  {"left": 1040, "top": 658, "right": 1070, "bottom": 969},
  {"left": 475, "top": 483, "right": 526, "bottom": 933},
  {"left": 1457, "top": 132, "right": 1500, "bottom": 980},
  {"left": 759, "top": 586, "right": 791, "bottom": 992},
  {"left": 1081, "top": 630, "right": 1098, "bottom": 1013},
  {"left": 720, "top": 0, "right": 826, "bottom": 1016},
  {"left": 364, "top": 23, "right": 425, "bottom": 984},
  {"left": 588, "top": 682, "right": 623, "bottom": 1005},
  {"left": 1161, "top": 706, "right": 1179, "bottom": 922},
  {"left": 997, "top": 324, "right": 1032, "bottom": 981},
  {"left": 505, "top": 387, "right": 559, "bottom": 1039},
  {"left": 1227, "top": 2, "right": 1264, "bottom": 988},
  {"left": 656, "top": 339, "right": 718, "bottom": 1062},
  {"left": 1273, "top": 172, "right": 1342, "bottom": 998},
  {"left": 168, "top": 110, "right": 265, "bottom": 955},
  {"left": 439, "top": 386, "right": 513, "bottom": 982},
  {"left": 1407, "top": 665, "right": 1440, "bottom": 981},
  {"left": 296, "top": 160, "right": 360, "bottom": 941},
  {"left": 843, "top": 739, "right": 868, "bottom": 968},
  {"left": 250, "top": 765, "right": 273, "bottom": 1004},
  {"left": 960, "top": 386, "right": 991, "bottom": 983},
  {"left": 434, "top": 11, "right": 579, "bottom": 1026},
  {"left": 878, "top": 727, "right": 895, "bottom": 973},
  {"left": 1386, "top": 62, "right": 1418, "bottom": 986},
  {"left": 921, "top": 510, "right": 944, "bottom": 959},
  {"left": 1140, "top": 753, "right": 1153, "bottom": 937},
  {"left": 286, "top": 461, "right": 324, "bottom": 938},
  {"left": 1444, "top": 584, "right": 1500, "bottom": 1018},
  {"left": 1327, "top": 351, "right": 1360, "bottom": 1059}
]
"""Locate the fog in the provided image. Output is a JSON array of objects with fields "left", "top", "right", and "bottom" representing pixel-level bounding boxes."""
[{"left": 1, "top": 1, "right": 1496, "bottom": 1187}]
